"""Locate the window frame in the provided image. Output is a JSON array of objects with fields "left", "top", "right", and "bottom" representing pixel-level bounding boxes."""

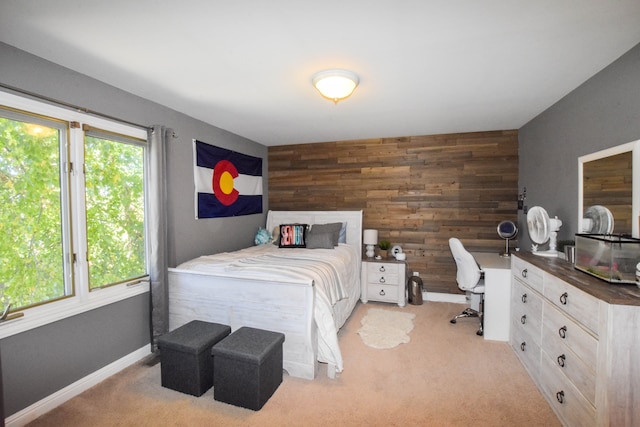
[{"left": 0, "top": 91, "right": 150, "bottom": 340}]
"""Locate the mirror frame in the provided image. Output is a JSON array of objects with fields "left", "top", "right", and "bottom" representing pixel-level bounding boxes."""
[{"left": 578, "top": 139, "right": 640, "bottom": 237}]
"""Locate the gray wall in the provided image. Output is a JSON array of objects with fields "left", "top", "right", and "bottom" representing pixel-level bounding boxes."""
[
  {"left": 518, "top": 42, "right": 640, "bottom": 249},
  {"left": 2, "top": 296, "right": 149, "bottom": 416},
  {"left": 0, "top": 42, "right": 267, "bottom": 417}
]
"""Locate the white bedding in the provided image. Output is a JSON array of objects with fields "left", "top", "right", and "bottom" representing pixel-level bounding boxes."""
[{"left": 175, "top": 243, "right": 359, "bottom": 373}]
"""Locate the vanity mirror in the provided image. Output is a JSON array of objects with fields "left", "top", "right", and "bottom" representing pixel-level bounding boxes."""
[{"left": 578, "top": 140, "right": 640, "bottom": 237}]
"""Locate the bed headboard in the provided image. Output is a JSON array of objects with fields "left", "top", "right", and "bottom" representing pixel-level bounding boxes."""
[{"left": 266, "top": 210, "right": 363, "bottom": 259}]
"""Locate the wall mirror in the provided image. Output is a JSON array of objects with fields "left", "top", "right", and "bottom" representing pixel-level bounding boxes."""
[{"left": 578, "top": 140, "right": 640, "bottom": 237}]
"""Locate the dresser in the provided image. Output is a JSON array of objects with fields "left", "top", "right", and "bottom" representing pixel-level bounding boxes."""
[
  {"left": 511, "top": 252, "right": 640, "bottom": 426},
  {"left": 360, "top": 258, "right": 407, "bottom": 307}
]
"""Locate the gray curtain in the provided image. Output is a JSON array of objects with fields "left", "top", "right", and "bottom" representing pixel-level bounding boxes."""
[{"left": 148, "top": 125, "right": 172, "bottom": 350}]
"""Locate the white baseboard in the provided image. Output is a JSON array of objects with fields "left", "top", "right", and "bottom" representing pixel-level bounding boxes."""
[
  {"left": 6, "top": 345, "right": 151, "bottom": 427},
  {"left": 423, "top": 291, "right": 466, "bottom": 304}
]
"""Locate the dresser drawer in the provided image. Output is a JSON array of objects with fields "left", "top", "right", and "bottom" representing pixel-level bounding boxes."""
[
  {"left": 544, "top": 274, "right": 600, "bottom": 334},
  {"left": 512, "top": 256, "right": 544, "bottom": 293},
  {"left": 511, "top": 280, "right": 543, "bottom": 344},
  {"left": 540, "top": 355, "right": 596, "bottom": 427},
  {"left": 543, "top": 301, "right": 598, "bottom": 370},
  {"left": 541, "top": 329, "right": 596, "bottom": 405},
  {"left": 367, "top": 284, "right": 399, "bottom": 303},
  {"left": 510, "top": 321, "right": 540, "bottom": 378}
]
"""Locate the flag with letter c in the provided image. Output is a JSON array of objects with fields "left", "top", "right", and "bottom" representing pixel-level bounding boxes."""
[{"left": 193, "top": 140, "right": 263, "bottom": 218}]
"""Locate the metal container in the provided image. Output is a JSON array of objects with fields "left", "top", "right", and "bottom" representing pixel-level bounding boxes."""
[
  {"left": 564, "top": 245, "right": 575, "bottom": 264},
  {"left": 408, "top": 276, "right": 423, "bottom": 305}
]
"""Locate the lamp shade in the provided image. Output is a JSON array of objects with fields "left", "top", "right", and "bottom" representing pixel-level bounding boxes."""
[
  {"left": 363, "top": 229, "right": 378, "bottom": 245},
  {"left": 312, "top": 69, "right": 359, "bottom": 103}
]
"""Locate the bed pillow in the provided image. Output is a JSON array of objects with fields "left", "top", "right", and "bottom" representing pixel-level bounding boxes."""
[
  {"left": 308, "top": 222, "right": 342, "bottom": 247},
  {"left": 278, "top": 224, "right": 308, "bottom": 248},
  {"left": 339, "top": 222, "right": 347, "bottom": 243},
  {"left": 306, "top": 230, "right": 336, "bottom": 249}
]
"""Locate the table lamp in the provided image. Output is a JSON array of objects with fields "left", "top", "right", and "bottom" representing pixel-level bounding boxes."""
[{"left": 363, "top": 229, "right": 378, "bottom": 258}]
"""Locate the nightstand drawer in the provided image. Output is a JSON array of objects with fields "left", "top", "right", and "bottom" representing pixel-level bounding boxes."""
[
  {"left": 366, "top": 262, "right": 400, "bottom": 285},
  {"left": 366, "top": 262, "right": 400, "bottom": 276},
  {"left": 367, "top": 272, "right": 399, "bottom": 285},
  {"left": 367, "top": 284, "right": 399, "bottom": 303}
]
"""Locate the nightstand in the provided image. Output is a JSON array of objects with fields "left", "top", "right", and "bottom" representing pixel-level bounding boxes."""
[{"left": 360, "top": 258, "right": 407, "bottom": 307}]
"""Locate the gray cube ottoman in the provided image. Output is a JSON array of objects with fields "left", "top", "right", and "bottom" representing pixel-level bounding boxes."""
[
  {"left": 211, "top": 326, "right": 286, "bottom": 410},
  {"left": 157, "top": 320, "right": 231, "bottom": 396}
]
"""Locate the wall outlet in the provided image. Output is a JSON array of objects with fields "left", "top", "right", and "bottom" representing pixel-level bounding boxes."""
[{"left": 413, "top": 272, "right": 419, "bottom": 277}]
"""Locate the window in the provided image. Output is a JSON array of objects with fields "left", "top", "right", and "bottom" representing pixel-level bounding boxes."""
[
  {"left": 0, "top": 112, "right": 71, "bottom": 308},
  {"left": 0, "top": 91, "right": 149, "bottom": 337},
  {"left": 83, "top": 127, "right": 147, "bottom": 290}
]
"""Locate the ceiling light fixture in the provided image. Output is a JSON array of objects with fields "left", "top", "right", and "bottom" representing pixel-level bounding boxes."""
[{"left": 312, "top": 69, "right": 359, "bottom": 104}]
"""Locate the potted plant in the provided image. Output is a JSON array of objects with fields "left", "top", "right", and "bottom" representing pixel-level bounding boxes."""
[{"left": 378, "top": 240, "right": 391, "bottom": 258}]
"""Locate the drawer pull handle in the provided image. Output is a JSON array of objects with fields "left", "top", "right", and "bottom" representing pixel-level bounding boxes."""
[
  {"left": 379, "top": 277, "right": 386, "bottom": 283},
  {"left": 379, "top": 266, "right": 386, "bottom": 272},
  {"left": 556, "top": 390, "right": 565, "bottom": 404},
  {"left": 559, "top": 292, "right": 568, "bottom": 305},
  {"left": 520, "top": 315, "right": 527, "bottom": 324},
  {"left": 520, "top": 342, "right": 526, "bottom": 352},
  {"left": 522, "top": 269, "right": 528, "bottom": 278},
  {"left": 379, "top": 289, "right": 386, "bottom": 296},
  {"left": 559, "top": 326, "right": 567, "bottom": 339},
  {"left": 557, "top": 354, "right": 566, "bottom": 368},
  {"left": 521, "top": 293, "right": 527, "bottom": 303}
]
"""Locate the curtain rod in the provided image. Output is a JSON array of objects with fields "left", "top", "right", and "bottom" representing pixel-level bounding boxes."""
[{"left": 0, "top": 82, "right": 152, "bottom": 131}]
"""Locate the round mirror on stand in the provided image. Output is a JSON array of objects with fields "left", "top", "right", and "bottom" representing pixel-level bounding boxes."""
[{"left": 497, "top": 220, "right": 518, "bottom": 257}]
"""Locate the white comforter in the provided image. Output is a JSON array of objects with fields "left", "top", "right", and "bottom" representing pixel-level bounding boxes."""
[{"left": 175, "top": 243, "right": 359, "bottom": 373}]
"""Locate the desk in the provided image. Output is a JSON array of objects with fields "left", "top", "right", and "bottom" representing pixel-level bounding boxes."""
[{"left": 471, "top": 252, "right": 511, "bottom": 341}]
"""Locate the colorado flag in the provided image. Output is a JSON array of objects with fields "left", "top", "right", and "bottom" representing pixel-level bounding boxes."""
[{"left": 194, "top": 140, "right": 263, "bottom": 218}]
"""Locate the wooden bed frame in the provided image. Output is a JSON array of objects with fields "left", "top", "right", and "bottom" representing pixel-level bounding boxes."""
[{"left": 168, "top": 210, "right": 363, "bottom": 380}]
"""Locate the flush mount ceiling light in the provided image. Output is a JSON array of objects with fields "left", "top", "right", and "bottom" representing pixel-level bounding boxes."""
[{"left": 312, "top": 69, "right": 359, "bottom": 104}]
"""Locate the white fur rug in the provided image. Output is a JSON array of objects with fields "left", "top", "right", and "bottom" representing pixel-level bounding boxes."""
[{"left": 356, "top": 308, "right": 416, "bottom": 349}]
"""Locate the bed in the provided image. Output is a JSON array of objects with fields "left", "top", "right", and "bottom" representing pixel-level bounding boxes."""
[{"left": 168, "top": 210, "right": 363, "bottom": 380}]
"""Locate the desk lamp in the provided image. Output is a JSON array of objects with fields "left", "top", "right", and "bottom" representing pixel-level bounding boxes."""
[{"left": 363, "top": 229, "right": 378, "bottom": 258}]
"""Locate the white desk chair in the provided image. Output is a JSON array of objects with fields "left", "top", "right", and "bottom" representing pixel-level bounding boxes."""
[{"left": 448, "top": 237, "right": 485, "bottom": 336}]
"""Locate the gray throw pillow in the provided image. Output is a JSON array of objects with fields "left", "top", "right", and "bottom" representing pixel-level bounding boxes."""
[
  {"left": 306, "top": 231, "right": 335, "bottom": 249},
  {"left": 309, "top": 222, "right": 342, "bottom": 246}
]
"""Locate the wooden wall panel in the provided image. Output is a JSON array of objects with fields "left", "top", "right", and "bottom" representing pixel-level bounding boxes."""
[{"left": 268, "top": 130, "right": 519, "bottom": 295}]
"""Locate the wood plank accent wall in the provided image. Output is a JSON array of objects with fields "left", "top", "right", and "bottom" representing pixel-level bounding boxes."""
[{"left": 268, "top": 130, "right": 519, "bottom": 295}]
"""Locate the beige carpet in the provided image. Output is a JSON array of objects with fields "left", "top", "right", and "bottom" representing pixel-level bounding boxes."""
[{"left": 27, "top": 301, "right": 560, "bottom": 427}]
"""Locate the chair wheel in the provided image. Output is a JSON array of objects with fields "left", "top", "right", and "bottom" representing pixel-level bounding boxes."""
[
  {"left": 450, "top": 319, "right": 456, "bottom": 324},
  {"left": 476, "top": 330, "right": 483, "bottom": 336}
]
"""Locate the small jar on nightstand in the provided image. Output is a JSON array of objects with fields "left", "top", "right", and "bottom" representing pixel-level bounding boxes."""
[{"left": 360, "top": 257, "right": 407, "bottom": 307}]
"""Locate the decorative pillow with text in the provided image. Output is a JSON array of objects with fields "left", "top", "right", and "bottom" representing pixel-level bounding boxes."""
[{"left": 278, "top": 224, "right": 308, "bottom": 248}]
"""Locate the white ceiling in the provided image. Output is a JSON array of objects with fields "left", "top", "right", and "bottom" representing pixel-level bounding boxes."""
[{"left": 1, "top": 1, "right": 640, "bottom": 147}]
